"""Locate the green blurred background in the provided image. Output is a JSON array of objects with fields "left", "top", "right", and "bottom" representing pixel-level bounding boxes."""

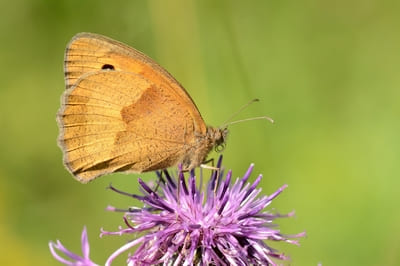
[{"left": 1, "top": 0, "right": 399, "bottom": 265}]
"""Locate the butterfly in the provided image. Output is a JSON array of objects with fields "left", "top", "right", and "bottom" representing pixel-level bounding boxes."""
[{"left": 57, "top": 33, "right": 228, "bottom": 183}]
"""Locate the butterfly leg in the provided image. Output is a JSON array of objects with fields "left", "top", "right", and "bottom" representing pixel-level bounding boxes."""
[{"left": 200, "top": 161, "right": 222, "bottom": 195}]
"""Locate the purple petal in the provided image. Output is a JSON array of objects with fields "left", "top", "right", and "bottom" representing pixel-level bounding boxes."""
[
  {"left": 81, "top": 226, "right": 90, "bottom": 259},
  {"left": 49, "top": 227, "right": 98, "bottom": 265}
]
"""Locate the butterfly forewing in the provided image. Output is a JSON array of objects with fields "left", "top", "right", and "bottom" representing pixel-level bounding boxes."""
[{"left": 64, "top": 33, "right": 205, "bottom": 134}]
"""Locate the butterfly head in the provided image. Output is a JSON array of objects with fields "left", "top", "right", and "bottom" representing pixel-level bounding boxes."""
[{"left": 207, "top": 126, "right": 229, "bottom": 152}]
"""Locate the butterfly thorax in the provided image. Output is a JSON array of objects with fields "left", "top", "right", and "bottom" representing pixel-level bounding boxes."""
[{"left": 182, "top": 126, "right": 228, "bottom": 170}]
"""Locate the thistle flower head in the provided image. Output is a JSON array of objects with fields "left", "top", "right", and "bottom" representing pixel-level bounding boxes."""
[{"left": 50, "top": 156, "right": 305, "bottom": 265}]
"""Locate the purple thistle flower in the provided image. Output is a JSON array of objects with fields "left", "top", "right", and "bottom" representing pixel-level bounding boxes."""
[{"left": 49, "top": 156, "right": 305, "bottom": 265}]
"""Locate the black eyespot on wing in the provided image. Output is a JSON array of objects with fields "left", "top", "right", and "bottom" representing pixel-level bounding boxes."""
[{"left": 101, "top": 64, "right": 115, "bottom": 70}]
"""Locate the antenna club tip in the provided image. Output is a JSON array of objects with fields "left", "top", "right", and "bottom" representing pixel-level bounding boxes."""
[{"left": 264, "top": 116, "right": 274, "bottom": 124}]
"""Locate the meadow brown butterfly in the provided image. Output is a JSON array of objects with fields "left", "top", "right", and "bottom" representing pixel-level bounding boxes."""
[{"left": 57, "top": 33, "right": 228, "bottom": 183}]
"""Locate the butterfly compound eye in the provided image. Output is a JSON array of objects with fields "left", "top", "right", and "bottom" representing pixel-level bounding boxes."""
[{"left": 215, "top": 143, "right": 226, "bottom": 152}]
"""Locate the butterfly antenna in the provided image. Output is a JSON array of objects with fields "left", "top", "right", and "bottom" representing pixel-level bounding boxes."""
[
  {"left": 221, "top": 116, "right": 274, "bottom": 128},
  {"left": 219, "top": 99, "right": 274, "bottom": 128}
]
